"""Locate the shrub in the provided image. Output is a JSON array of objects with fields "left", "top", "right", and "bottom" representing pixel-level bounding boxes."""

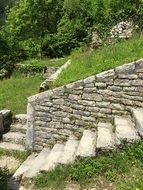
[{"left": 0, "top": 167, "right": 9, "bottom": 190}]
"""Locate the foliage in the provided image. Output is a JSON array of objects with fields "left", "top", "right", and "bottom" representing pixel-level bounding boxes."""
[
  {"left": 34, "top": 141, "right": 143, "bottom": 189},
  {"left": 55, "top": 34, "right": 143, "bottom": 87},
  {"left": 2, "top": 0, "right": 143, "bottom": 59},
  {"left": 0, "top": 167, "right": 9, "bottom": 190},
  {"left": 4, "top": 0, "right": 64, "bottom": 53}
]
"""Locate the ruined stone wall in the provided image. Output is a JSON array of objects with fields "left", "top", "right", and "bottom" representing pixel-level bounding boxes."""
[{"left": 26, "top": 59, "right": 143, "bottom": 151}]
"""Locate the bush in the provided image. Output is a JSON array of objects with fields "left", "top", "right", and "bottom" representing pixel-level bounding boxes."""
[
  {"left": 0, "top": 35, "right": 18, "bottom": 77},
  {"left": 0, "top": 167, "right": 9, "bottom": 190}
]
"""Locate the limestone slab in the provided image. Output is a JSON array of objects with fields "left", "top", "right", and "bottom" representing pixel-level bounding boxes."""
[
  {"left": 0, "top": 142, "right": 25, "bottom": 151},
  {"left": 97, "top": 123, "right": 115, "bottom": 149},
  {"left": 13, "top": 153, "right": 37, "bottom": 180},
  {"left": 60, "top": 136, "right": 79, "bottom": 164},
  {"left": 76, "top": 130, "right": 97, "bottom": 157},
  {"left": 40, "top": 144, "right": 64, "bottom": 171},
  {"left": 3, "top": 132, "right": 25, "bottom": 145},
  {"left": 114, "top": 116, "right": 139, "bottom": 144},
  {"left": 23, "top": 148, "right": 50, "bottom": 178},
  {"left": 132, "top": 108, "right": 143, "bottom": 136}
]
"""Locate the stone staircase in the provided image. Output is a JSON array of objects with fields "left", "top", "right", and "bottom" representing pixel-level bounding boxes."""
[
  {"left": 12, "top": 108, "right": 143, "bottom": 181},
  {"left": 0, "top": 114, "right": 27, "bottom": 151}
]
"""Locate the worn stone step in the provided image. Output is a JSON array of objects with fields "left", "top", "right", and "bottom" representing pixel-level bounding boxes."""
[
  {"left": 97, "top": 123, "right": 115, "bottom": 149},
  {"left": 10, "top": 124, "right": 27, "bottom": 134},
  {"left": 132, "top": 108, "right": 143, "bottom": 137},
  {"left": 114, "top": 116, "right": 139, "bottom": 144},
  {"left": 76, "top": 130, "right": 97, "bottom": 157},
  {"left": 23, "top": 148, "right": 50, "bottom": 179},
  {"left": 13, "top": 114, "right": 27, "bottom": 125},
  {"left": 3, "top": 132, "right": 25, "bottom": 145},
  {"left": 60, "top": 136, "right": 79, "bottom": 165},
  {"left": 0, "top": 142, "right": 25, "bottom": 151},
  {"left": 40, "top": 144, "right": 64, "bottom": 171},
  {"left": 13, "top": 153, "right": 37, "bottom": 180}
]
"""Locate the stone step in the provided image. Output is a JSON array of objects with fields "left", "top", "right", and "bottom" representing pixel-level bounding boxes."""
[
  {"left": 0, "top": 142, "right": 25, "bottom": 151},
  {"left": 13, "top": 114, "right": 27, "bottom": 125},
  {"left": 97, "top": 123, "right": 115, "bottom": 149},
  {"left": 60, "top": 136, "right": 79, "bottom": 165},
  {"left": 132, "top": 108, "right": 143, "bottom": 137},
  {"left": 10, "top": 124, "right": 27, "bottom": 134},
  {"left": 13, "top": 153, "right": 37, "bottom": 180},
  {"left": 23, "top": 148, "right": 50, "bottom": 179},
  {"left": 3, "top": 132, "right": 25, "bottom": 145},
  {"left": 114, "top": 116, "right": 139, "bottom": 144},
  {"left": 76, "top": 130, "right": 97, "bottom": 157},
  {"left": 40, "top": 144, "right": 64, "bottom": 171}
]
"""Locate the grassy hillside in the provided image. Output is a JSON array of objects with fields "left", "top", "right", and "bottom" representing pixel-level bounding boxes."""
[
  {"left": 55, "top": 35, "right": 143, "bottom": 87},
  {"left": 0, "top": 76, "right": 43, "bottom": 114}
]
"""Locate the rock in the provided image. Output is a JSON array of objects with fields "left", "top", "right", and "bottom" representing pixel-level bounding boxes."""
[{"left": 90, "top": 31, "right": 102, "bottom": 49}]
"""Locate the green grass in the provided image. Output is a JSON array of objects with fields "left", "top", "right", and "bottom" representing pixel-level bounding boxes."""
[
  {"left": 0, "top": 148, "right": 28, "bottom": 163},
  {"left": 20, "top": 57, "right": 69, "bottom": 67},
  {"left": 33, "top": 141, "right": 143, "bottom": 190},
  {"left": 0, "top": 76, "right": 43, "bottom": 114},
  {"left": 55, "top": 34, "right": 143, "bottom": 87}
]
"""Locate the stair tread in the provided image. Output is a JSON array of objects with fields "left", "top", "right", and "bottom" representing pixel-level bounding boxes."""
[
  {"left": 23, "top": 148, "right": 50, "bottom": 178},
  {"left": 60, "top": 136, "right": 79, "bottom": 164},
  {"left": 97, "top": 123, "right": 115, "bottom": 149},
  {"left": 132, "top": 108, "right": 143, "bottom": 136},
  {"left": 0, "top": 142, "right": 25, "bottom": 151},
  {"left": 40, "top": 144, "right": 64, "bottom": 171},
  {"left": 114, "top": 116, "right": 139, "bottom": 143},
  {"left": 13, "top": 153, "right": 37, "bottom": 180},
  {"left": 76, "top": 130, "right": 97, "bottom": 157}
]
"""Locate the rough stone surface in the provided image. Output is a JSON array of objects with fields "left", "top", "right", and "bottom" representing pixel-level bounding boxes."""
[
  {"left": 60, "top": 136, "right": 79, "bottom": 164},
  {"left": 23, "top": 148, "right": 50, "bottom": 178},
  {"left": 114, "top": 116, "right": 139, "bottom": 144},
  {"left": 13, "top": 154, "right": 37, "bottom": 180},
  {"left": 40, "top": 144, "right": 64, "bottom": 171},
  {"left": 109, "top": 21, "right": 135, "bottom": 41},
  {"left": 3, "top": 132, "right": 25, "bottom": 145},
  {"left": 132, "top": 108, "right": 143, "bottom": 136},
  {"left": 97, "top": 123, "right": 115, "bottom": 149},
  {"left": 0, "top": 142, "right": 25, "bottom": 151},
  {"left": 76, "top": 130, "right": 97, "bottom": 157},
  {"left": 26, "top": 59, "right": 143, "bottom": 151},
  {"left": 0, "top": 110, "right": 12, "bottom": 132}
]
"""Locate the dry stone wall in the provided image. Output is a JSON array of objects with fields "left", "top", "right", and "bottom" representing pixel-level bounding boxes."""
[{"left": 26, "top": 59, "right": 143, "bottom": 151}]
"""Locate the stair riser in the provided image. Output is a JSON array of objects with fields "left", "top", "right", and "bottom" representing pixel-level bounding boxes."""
[
  {"left": 10, "top": 126, "right": 27, "bottom": 134},
  {"left": 3, "top": 136, "right": 25, "bottom": 145},
  {"left": 132, "top": 110, "right": 143, "bottom": 137}
]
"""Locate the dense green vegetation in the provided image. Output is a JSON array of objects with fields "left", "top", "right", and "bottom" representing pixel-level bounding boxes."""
[
  {"left": 55, "top": 34, "right": 143, "bottom": 86},
  {"left": 0, "top": 76, "right": 43, "bottom": 114},
  {"left": 0, "top": 0, "right": 143, "bottom": 65},
  {"left": 34, "top": 141, "right": 143, "bottom": 190}
]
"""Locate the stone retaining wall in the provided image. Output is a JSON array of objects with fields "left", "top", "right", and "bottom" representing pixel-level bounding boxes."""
[{"left": 26, "top": 59, "right": 143, "bottom": 151}]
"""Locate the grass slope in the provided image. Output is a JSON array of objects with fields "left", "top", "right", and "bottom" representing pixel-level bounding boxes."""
[
  {"left": 0, "top": 76, "right": 43, "bottom": 114},
  {"left": 20, "top": 57, "right": 68, "bottom": 67},
  {"left": 55, "top": 34, "right": 143, "bottom": 87},
  {"left": 34, "top": 141, "right": 143, "bottom": 190}
]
